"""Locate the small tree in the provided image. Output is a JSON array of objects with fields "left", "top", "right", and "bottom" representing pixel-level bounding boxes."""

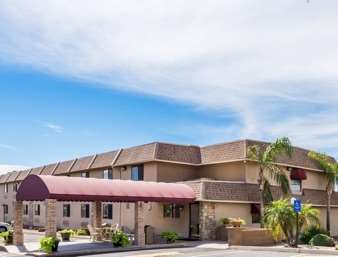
[
  {"left": 264, "top": 199, "right": 319, "bottom": 247},
  {"left": 308, "top": 151, "right": 337, "bottom": 235},
  {"left": 247, "top": 137, "right": 293, "bottom": 227}
]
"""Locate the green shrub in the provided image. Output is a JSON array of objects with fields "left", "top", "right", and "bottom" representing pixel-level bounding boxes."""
[
  {"left": 111, "top": 229, "right": 130, "bottom": 247},
  {"left": 40, "top": 236, "right": 60, "bottom": 253},
  {"left": 0, "top": 230, "right": 13, "bottom": 244},
  {"left": 309, "top": 234, "right": 335, "bottom": 247},
  {"left": 160, "top": 231, "right": 179, "bottom": 244},
  {"left": 300, "top": 226, "right": 328, "bottom": 244},
  {"left": 76, "top": 228, "right": 90, "bottom": 236}
]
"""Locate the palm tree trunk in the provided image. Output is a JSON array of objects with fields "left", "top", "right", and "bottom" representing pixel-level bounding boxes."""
[
  {"left": 258, "top": 167, "right": 265, "bottom": 228},
  {"left": 326, "top": 190, "right": 332, "bottom": 235}
]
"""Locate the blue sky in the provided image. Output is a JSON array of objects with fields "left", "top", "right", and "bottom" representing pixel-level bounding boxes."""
[{"left": 1, "top": 0, "right": 338, "bottom": 168}]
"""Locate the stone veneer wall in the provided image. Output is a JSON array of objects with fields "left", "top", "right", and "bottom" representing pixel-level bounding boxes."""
[{"left": 199, "top": 202, "right": 216, "bottom": 240}]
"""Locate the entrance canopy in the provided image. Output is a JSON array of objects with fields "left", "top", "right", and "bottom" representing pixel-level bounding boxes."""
[{"left": 16, "top": 175, "right": 195, "bottom": 203}]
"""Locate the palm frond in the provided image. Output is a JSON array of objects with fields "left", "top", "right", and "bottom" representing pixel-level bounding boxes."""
[
  {"left": 264, "top": 137, "right": 293, "bottom": 163},
  {"left": 266, "top": 164, "right": 290, "bottom": 195},
  {"left": 247, "top": 145, "right": 260, "bottom": 161},
  {"left": 263, "top": 179, "right": 273, "bottom": 203}
]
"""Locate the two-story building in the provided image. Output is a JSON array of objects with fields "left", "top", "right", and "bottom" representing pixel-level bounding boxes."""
[{"left": 0, "top": 139, "right": 337, "bottom": 239}]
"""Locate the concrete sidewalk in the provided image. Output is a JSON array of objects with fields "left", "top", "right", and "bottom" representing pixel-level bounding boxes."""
[
  {"left": 2, "top": 240, "right": 227, "bottom": 257},
  {"left": 229, "top": 244, "right": 338, "bottom": 255}
]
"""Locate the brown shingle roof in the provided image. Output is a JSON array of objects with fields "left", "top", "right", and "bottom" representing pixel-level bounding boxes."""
[
  {"left": 115, "top": 143, "right": 156, "bottom": 166},
  {"left": 90, "top": 150, "right": 119, "bottom": 169},
  {"left": 0, "top": 173, "right": 11, "bottom": 184},
  {"left": 245, "top": 139, "right": 324, "bottom": 170},
  {"left": 54, "top": 160, "right": 75, "bottom": 175},
  {"left": 71, "top": 155, "right": 95, "bottom": 172},
  {"left": 6, "top": 171, "right": 20, "bottom": 183},
  {"left": 40, "top": 163, "right": 58, "bottom": 175},
  {"left": 30, "top": 166, "right": 44, "bottom": 175},
  {"left": 200, "top": 140, "right": 245, "bottom": 164},
  {"left": 156, "top": 143, "right": 201, "bottom": 164},
  {"left": 16, "top": 169, "right": 32, "bottom": 181}
]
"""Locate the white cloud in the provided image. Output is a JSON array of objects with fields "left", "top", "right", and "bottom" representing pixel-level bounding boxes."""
[
  {"left": 43, "top": 122, "right": 64, "bottom": 134},
  {"left": 0, "top": 164, "right": 29, "bottom": 174},
  {"left": 0, "top": 0, "right": 338, "bottom": 156},
  {"left": 0, "top": 144, "right": 16, "bottom": 151}
]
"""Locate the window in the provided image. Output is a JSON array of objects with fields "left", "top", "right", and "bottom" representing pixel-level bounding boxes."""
[
  {"left": 63, "top": 204, "right": 71, "bottom": 217},
  {"left": 4, "top": 184, "right": 8, "bottom": 193},
  {"left": 103, "top": 204, "right": 113, "bottom": 219},
  {"left": 34, "top": 204, "right": 40, "bottom": 216},
  {"left": 291, "top": 179, "right": 302, "bottom": 193},
  {"left": 81, "top": 204, "right": 90, "bottom": 218},
  {"left": 23, "top": 204, "right": 29, "bottom": 215},
  {"left": 81, "top": 172, "right": 90, "bottom": 178},
  {"left": 3, "top": 204, "right": 8, "bottom": 214},
  {"left": 163, "top": 204, "right": 183, "bottom": 219},
  {"left": 335, "top": 176, "right": 338, "bottom": 192},
  {"left": 131, "top": 165, "right": 144, "bottom": 181},
  {"left": 103, "top": 169, "right": 113, "bottom": 180},
  {"left": 13, "top": 183, "right": 19, "bottom": 192}
]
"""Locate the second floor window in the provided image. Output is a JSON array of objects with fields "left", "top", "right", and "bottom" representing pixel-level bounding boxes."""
[
  {"left": 335, "top": 176, "right": 338, "bottom": 192},
  {"left": 23, "top": 204, "right": 29, "bottom": 215},
  {"left": 81, "top": 172, "right": 90, "bottom": 178},
  {"left": 34, "top": 204, "right": 40, "bottom": 216},
  {"left": 63, "top": 204, "right": 71, "bottom": 217},
  {"left": 3, "top": 204, "right": 8, "bottom": 214},
  {"left": 131, "top": 165, "right": 144, "bottom": 181},
  {"left": 81, "top": 204, "right": 90, "bottom": 218},
  {"left": 291, "top": 179, "right": 302, "bottom": 193},
  {"left": 13, "top": 183, "right": 19, "bottom": 192},
  {"left": 103, "top": 204, "right": 113, "bottom": 219},
  {"left": 103, "top": 169, "right": 113, "bottom": 180},
  {"left": 4, "top": 184, "right": 8, "bottom": 193}
]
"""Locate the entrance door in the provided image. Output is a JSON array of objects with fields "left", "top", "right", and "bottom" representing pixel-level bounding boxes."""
[{"left": 189, "top": 202, "right": 200, "bottom": 239}]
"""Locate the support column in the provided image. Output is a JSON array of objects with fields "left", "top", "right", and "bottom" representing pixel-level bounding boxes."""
[
  {"left": 91, "top": 201, "right": 102, "bottom": 241},
  {"left": 13, "top": 200, "right": 24, "bottom": 246},
  {"left": 199, "top": 201, "right": 216, "bottom": 240},
  {"left": 134, "top": 201, "right": 145, "bottom": 246},
  {"left": 45, "top": 199, "right": 57, "bottom": 237}
]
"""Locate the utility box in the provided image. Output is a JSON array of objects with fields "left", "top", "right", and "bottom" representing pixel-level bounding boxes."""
[{"left": 144, "top": 225, "right": 154, "bottom": 245}]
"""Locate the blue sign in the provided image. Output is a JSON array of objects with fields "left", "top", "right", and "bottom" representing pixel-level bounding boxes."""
[{"left": 293, "top": 199, "right": 302, "bottom": 213}]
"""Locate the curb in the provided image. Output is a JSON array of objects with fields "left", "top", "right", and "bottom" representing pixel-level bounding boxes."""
[
  {"left": 24, "top": 243, "right": 188, "bottom": 257},
  {"left": 229, "top": 245, "right": 338, "bottom": 255}
]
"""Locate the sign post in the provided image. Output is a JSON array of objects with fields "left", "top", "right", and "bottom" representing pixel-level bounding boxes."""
[{"left": 292, "top": 198, "right": 302, "bottom": 247}]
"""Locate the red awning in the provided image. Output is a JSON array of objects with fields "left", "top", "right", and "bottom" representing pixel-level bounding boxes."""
[
  {"left": 16, "top": 175, "right": 196, "bottom": 203},
  {"left": 290, "top": 168, "right": 307, "bottom": 180}
]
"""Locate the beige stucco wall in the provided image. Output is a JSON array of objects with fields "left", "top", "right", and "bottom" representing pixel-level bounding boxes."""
[
  {"left": 214, "top": 202, "right": 259, "bottom": 227},
  {"left": 157, "top": 162, "right": 197, "bottom": 182},
  {"left": 198, "top": 162, "right": 246, "bottom": 181},
  {"left": 302, "top": 171, "right": 327, "bottom": 191}
]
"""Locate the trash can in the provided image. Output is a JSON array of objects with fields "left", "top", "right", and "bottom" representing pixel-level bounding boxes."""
[{"left": 144, "top": 225, "right": 154, "bottom": 245}]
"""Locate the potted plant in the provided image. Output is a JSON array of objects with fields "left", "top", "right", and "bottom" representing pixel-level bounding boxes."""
[
  {"left": 111, "top": 229, "right": 130, "bottom": 247},
  {"left": 40, "top": 236, "right": 60, "bottom": 253},
  {"left": 160, "top": 231, "right": 179, "bottom": 244},
  {"left": 60, "top": 229, "right": 73, "bottom": 241},
  {"left": 229, "top": 218, "right": 246, "bottom": 227},
  {"left": 221, "top": 217, "right": 231, "bottom": 226}
]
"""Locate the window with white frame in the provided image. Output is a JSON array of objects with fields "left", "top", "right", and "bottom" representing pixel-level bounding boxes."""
[
  {"left": 103, "top": 169, "right": 112, "bottom": 180},
  {"left": 4, "top": 183, "right": 8, "bottom": 193},
  {"left": 103, "top": 204, "right": 113, "bottom": 219},
  {"left": 290, "top": 179, "right": 302, "bottom": 193},
  {"left": 81, "top": 204, "right": 90, "bottom": 218},
  {"left": 23, "top": 204, "right": 29, "bottom": 215},
  {"left": 34, "top": 204, "right": 40, "bottom": 216},
  {"left": 63, "top": 204, "right": 71, "bottom": 217},
  {"left": 81, "top": 172, "right": 90, "bottom": 178},
  {"left": 335, "top": 176, "right": 338, "bottom": 192}
]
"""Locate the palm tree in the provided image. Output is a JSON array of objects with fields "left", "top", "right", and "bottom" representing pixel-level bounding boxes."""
[
  {"left": 264, "top": 198, "right": 319, "bottom": 246},
  {"left": 308, "top": 151, "right": 338, "bottom": 235},
  {"left": 247, "top": 137, "right": 293, "bottom": 227}
]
